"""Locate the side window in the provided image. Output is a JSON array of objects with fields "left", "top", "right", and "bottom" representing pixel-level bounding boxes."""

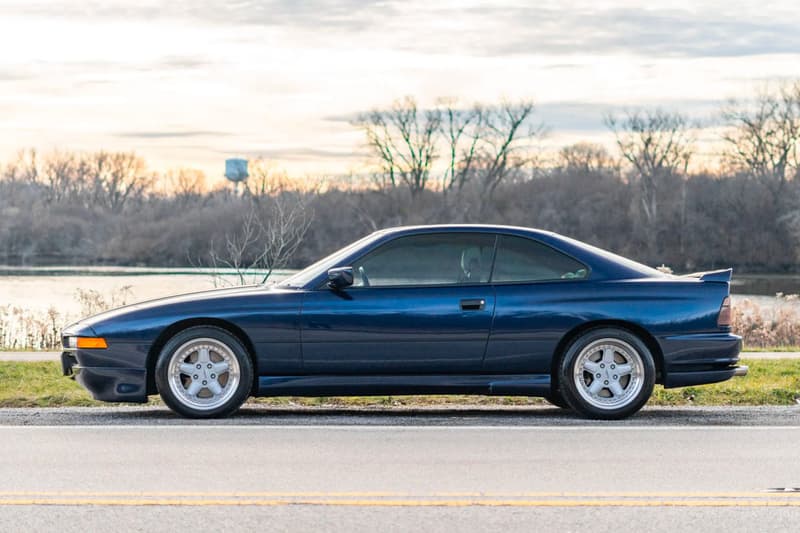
[
  {"left": 351, "top": 233, "right": 496, "bottom": 287},
  {"left": 492, "top": 235, "right": 588, "bottom": 283}
]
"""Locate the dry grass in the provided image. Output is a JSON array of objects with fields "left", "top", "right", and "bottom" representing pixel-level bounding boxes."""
[
  {"left": 732, "top": 294, "right": 800, "bottom": 348},
  {"left": 0, "top": 286, "right": 131, "bottom": 350}
]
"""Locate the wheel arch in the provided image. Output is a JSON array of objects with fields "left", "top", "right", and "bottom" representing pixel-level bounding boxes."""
[
  {"left": 146, "top": 318, "right": 258, "bottom": 395},
  {"left": 550, "top": 320, "right": 665, "bottom": 391}
]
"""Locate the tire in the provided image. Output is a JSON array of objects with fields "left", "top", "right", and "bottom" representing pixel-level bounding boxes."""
[
  {"left": 544, "top": 391, "right": 570, "bottom": 409},
  {"left": 559, "top": 327, "right": 655, "bottom": 420},
  {"left": 155, "top": 326, "right": 254, "bottom": 419}
]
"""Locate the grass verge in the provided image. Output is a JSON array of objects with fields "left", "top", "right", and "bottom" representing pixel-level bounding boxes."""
[
  {"left": 0, "top": 359, "right": 797, "bottom": 409},
  {"left": 743, "top": 346, "right": 800, "bottom": 352}
]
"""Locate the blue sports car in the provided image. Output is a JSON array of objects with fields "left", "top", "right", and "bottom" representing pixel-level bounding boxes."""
[{"left": 62, "top": 224, "right": 745, "bottom": 419}]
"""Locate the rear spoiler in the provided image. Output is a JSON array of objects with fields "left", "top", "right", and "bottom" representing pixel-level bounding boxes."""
[{"left": 681, "top": 268, "right": 732, "bottom": 283}]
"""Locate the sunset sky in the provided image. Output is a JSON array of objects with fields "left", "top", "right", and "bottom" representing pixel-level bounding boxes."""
[{"left": 1, "top": 0, "right": 798, "bottom": 182}]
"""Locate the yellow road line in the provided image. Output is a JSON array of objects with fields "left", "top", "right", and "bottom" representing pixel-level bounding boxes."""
[{"left": 0, "top": 498, "right": 798, "bottom": 507}]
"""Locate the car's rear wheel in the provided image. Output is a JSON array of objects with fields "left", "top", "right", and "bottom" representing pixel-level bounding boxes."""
[
  {"left": 155, "top": 326, "right": 253, "bottom": 418},
  {"left": 559, "top": 328, "right": 655, "bottom": 419}
]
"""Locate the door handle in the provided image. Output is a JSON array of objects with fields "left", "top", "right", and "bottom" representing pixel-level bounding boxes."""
[{"left": 460, "top": 298, "right": 486, "bottom": 311}]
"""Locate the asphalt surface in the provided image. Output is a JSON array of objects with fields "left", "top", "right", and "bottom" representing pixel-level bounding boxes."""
[{"left": 0, "top": 406, "right": 799, "bottom": 532}]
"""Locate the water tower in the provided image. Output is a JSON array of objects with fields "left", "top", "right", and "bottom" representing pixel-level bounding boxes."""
[{"left": 224, "top": 158, "right": 249, "bottom": 194}]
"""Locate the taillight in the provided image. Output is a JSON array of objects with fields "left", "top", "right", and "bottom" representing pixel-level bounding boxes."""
[{"left": 718, "top": 296, "right": 732, "bottom": 327}]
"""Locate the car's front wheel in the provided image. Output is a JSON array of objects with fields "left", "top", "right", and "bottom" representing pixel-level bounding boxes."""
[
  {"left": 544, "top": 390, "right": 570, "bottom": 409},
  {"left": 155, "top": 326, "right": 253, "bottom": 418},
  {"left": 559, "top": 328, "right": 655, "bottom": 419}
]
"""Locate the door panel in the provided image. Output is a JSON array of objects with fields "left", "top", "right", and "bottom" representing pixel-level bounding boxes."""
[
  {"left": 300, "top": 231, "right": 498, "bottom": 374},
  {"left": 301, "top": 286, "right": 495, "bottom": 373}
]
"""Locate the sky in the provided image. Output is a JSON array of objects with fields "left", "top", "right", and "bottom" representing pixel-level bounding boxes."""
[{"left": 1, "top": 0, "right": 799, "bottom": 182}]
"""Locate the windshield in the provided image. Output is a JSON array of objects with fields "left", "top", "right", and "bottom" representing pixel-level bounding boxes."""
[{"left": 278, "top": 232, "right": 383, "bottom": 288}]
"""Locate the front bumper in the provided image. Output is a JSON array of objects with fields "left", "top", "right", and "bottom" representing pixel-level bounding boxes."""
[{"left": 62, "top": 351, "right": 148, "bottom": 403}]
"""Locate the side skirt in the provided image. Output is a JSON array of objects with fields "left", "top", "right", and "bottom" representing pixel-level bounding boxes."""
[{"left": 256, "top": 374, "right": 551, "bottom": 397}]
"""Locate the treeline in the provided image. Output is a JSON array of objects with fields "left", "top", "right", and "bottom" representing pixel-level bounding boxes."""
[{"left": 1, "top": 82, "right": 799, "bottom": 273}]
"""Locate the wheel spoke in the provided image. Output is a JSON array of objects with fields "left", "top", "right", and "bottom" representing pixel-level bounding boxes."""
[
  {"left": 588, "top": 379, "right": 604, "bottom": 395},
  {"left": 602, "top": 348, "right": 615, "bottom": 364},
  {"left": 609, "top": 381, "right": 625, "bottom": 397},
  {"left": 207, "top": 380, "right": 223, "bottom": 396},
  {"left": 186, "top": 380, "right": 203, "bottom": 397},
  {"left": 197, "top": 347, "right": 210, "bottom": 363},
  {"left": 179, "top": 362, "right": 196, "bottom": 375},
  {"left": 210, "top": 361, "right": 229, "bottom": 375},
  {"left": 583, "top": 361, "right": 600, "bottom": 373},
  {"left": 615, "top": 364, "right": 633, "bottom": 376}
]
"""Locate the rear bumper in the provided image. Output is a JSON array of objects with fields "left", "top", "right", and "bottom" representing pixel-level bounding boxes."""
[
  {"left": 62, "top": 351, "right": 148, "bottom": 403},
  {"left": 663, "top": 364, "right": 748, "bottom": 388},
  {"left": 660, "top": 332, "right": 745, "bottom": 389}
]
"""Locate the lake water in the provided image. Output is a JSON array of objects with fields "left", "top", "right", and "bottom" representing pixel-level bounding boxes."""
[
  {"left": 0, "top": 267, "right": 798, "bottom": 318},
  {"left": 0, "top": 267, "right": 295, "bottom": 316}
]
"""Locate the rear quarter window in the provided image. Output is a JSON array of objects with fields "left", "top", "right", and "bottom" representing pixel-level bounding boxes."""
[{"left": 492, "top": 235, "right": 588, "bottom": 282}]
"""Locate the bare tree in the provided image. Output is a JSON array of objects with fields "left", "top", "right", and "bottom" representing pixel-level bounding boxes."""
[
  {"left": 246, "top": 159, "right": 296, "bottom": 197},
  {"left": 438, "top": 98, "right": 482, "bottom": 192},
  {"left": 605, "top": 110, "right": 694, "bottom": 228},
  {"left": 4, "top": 149, "right": 39, "bottom": 184},
  {"left": 41, "top": 150, "right": 82, "bottom": 203},
  {"left": 208, "top": 195, "right": 313, "bottom": 286},
  {"left": 721, "top": 81, "right": 800, "bottom": 197},
  {"left": 558, "top": 142, "right": 620, "bottom": 176},
  {"left": 87, "top": 151, "right": 153, "bottom": 212},
  {"left": 166, "top": 167, "right": 207, "bottom": 200},
  {"left": 356, "top": 96, "right": 442, "bottom": 196},
  {"left": 473, "top": 100, "right": 543, "bottom": 197}
]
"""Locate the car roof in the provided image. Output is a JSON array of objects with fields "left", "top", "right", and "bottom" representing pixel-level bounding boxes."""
[{"left": 375, "top": 224, "right": 557, "bottom": 240}]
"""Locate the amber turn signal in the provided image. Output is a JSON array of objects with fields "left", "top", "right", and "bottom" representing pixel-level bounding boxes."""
[{"left": 76, "top": 337, "right": 108, "bottom": 349}]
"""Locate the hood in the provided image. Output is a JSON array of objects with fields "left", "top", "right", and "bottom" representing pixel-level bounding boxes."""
[{"left": 67, "top": 284, "right": 295, "bottom": 330}]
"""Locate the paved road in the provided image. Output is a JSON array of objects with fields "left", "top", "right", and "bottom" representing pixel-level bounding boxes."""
[
  {"left": 3, "top": 350, "right": 798, "bottom": 361},
  {"left": 0, "top": 406, "right": 799, "bottom": 532}
]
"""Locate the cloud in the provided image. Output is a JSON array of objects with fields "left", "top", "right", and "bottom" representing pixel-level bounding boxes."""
[
  {"left": 0, "top": 68, "right": 32, "bottom": 82},
  {"left": 223, "top": 147, "right": 368, "bottom": 161},
  {"left": 338, "top": 98, "right": 727, "bottom": 135},
  {"left": 7, "top": 1, "right": 799, "bottom": 59},
  {"left": 115, "top": 130, "right": 231, "bottom": 139},
  {"left": 155, "top": 56, "right": 213, "bottom": 71},
  {"left": 535, "top": 99, "right": 726, "bottom": 132}
]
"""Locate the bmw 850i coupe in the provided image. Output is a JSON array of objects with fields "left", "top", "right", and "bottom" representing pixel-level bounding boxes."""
[{"left": 62, "top": 224, "right": 745, "bottom": 419}]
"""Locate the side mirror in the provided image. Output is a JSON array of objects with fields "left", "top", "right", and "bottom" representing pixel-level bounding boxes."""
[{"left": 327, "top": 266, "right": 354, "bottom": 290}]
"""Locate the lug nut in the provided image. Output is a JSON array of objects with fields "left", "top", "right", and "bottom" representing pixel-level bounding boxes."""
[
  {"left": 193, "top": 374, "right": 198, "bottom": 380},
  {"left": 604, "top": 380, "right": 609, "bottom": 385},
  {"left": 210, "top": 374, "right": 216, "bottom": 379},
  {"left": 196, "top": 364, "right": 201, "bottom": 369},
  {"left": 600, "top": 364, "right": 605, "bottom": 368},
  {"left": 207, "top": 364, "right": 212, "bottom": 369},
  {"left": 596, "top": 373, "right": 601, "bottom": 378},
  {"left": 613, "top": 375, "right": 618, "bottom": 380},
  {"left": 611, "top": 364, "right": 615, "bottom": 369},
  {"left": 202, "top": 380, "right": 207, "bottom": 385}
]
